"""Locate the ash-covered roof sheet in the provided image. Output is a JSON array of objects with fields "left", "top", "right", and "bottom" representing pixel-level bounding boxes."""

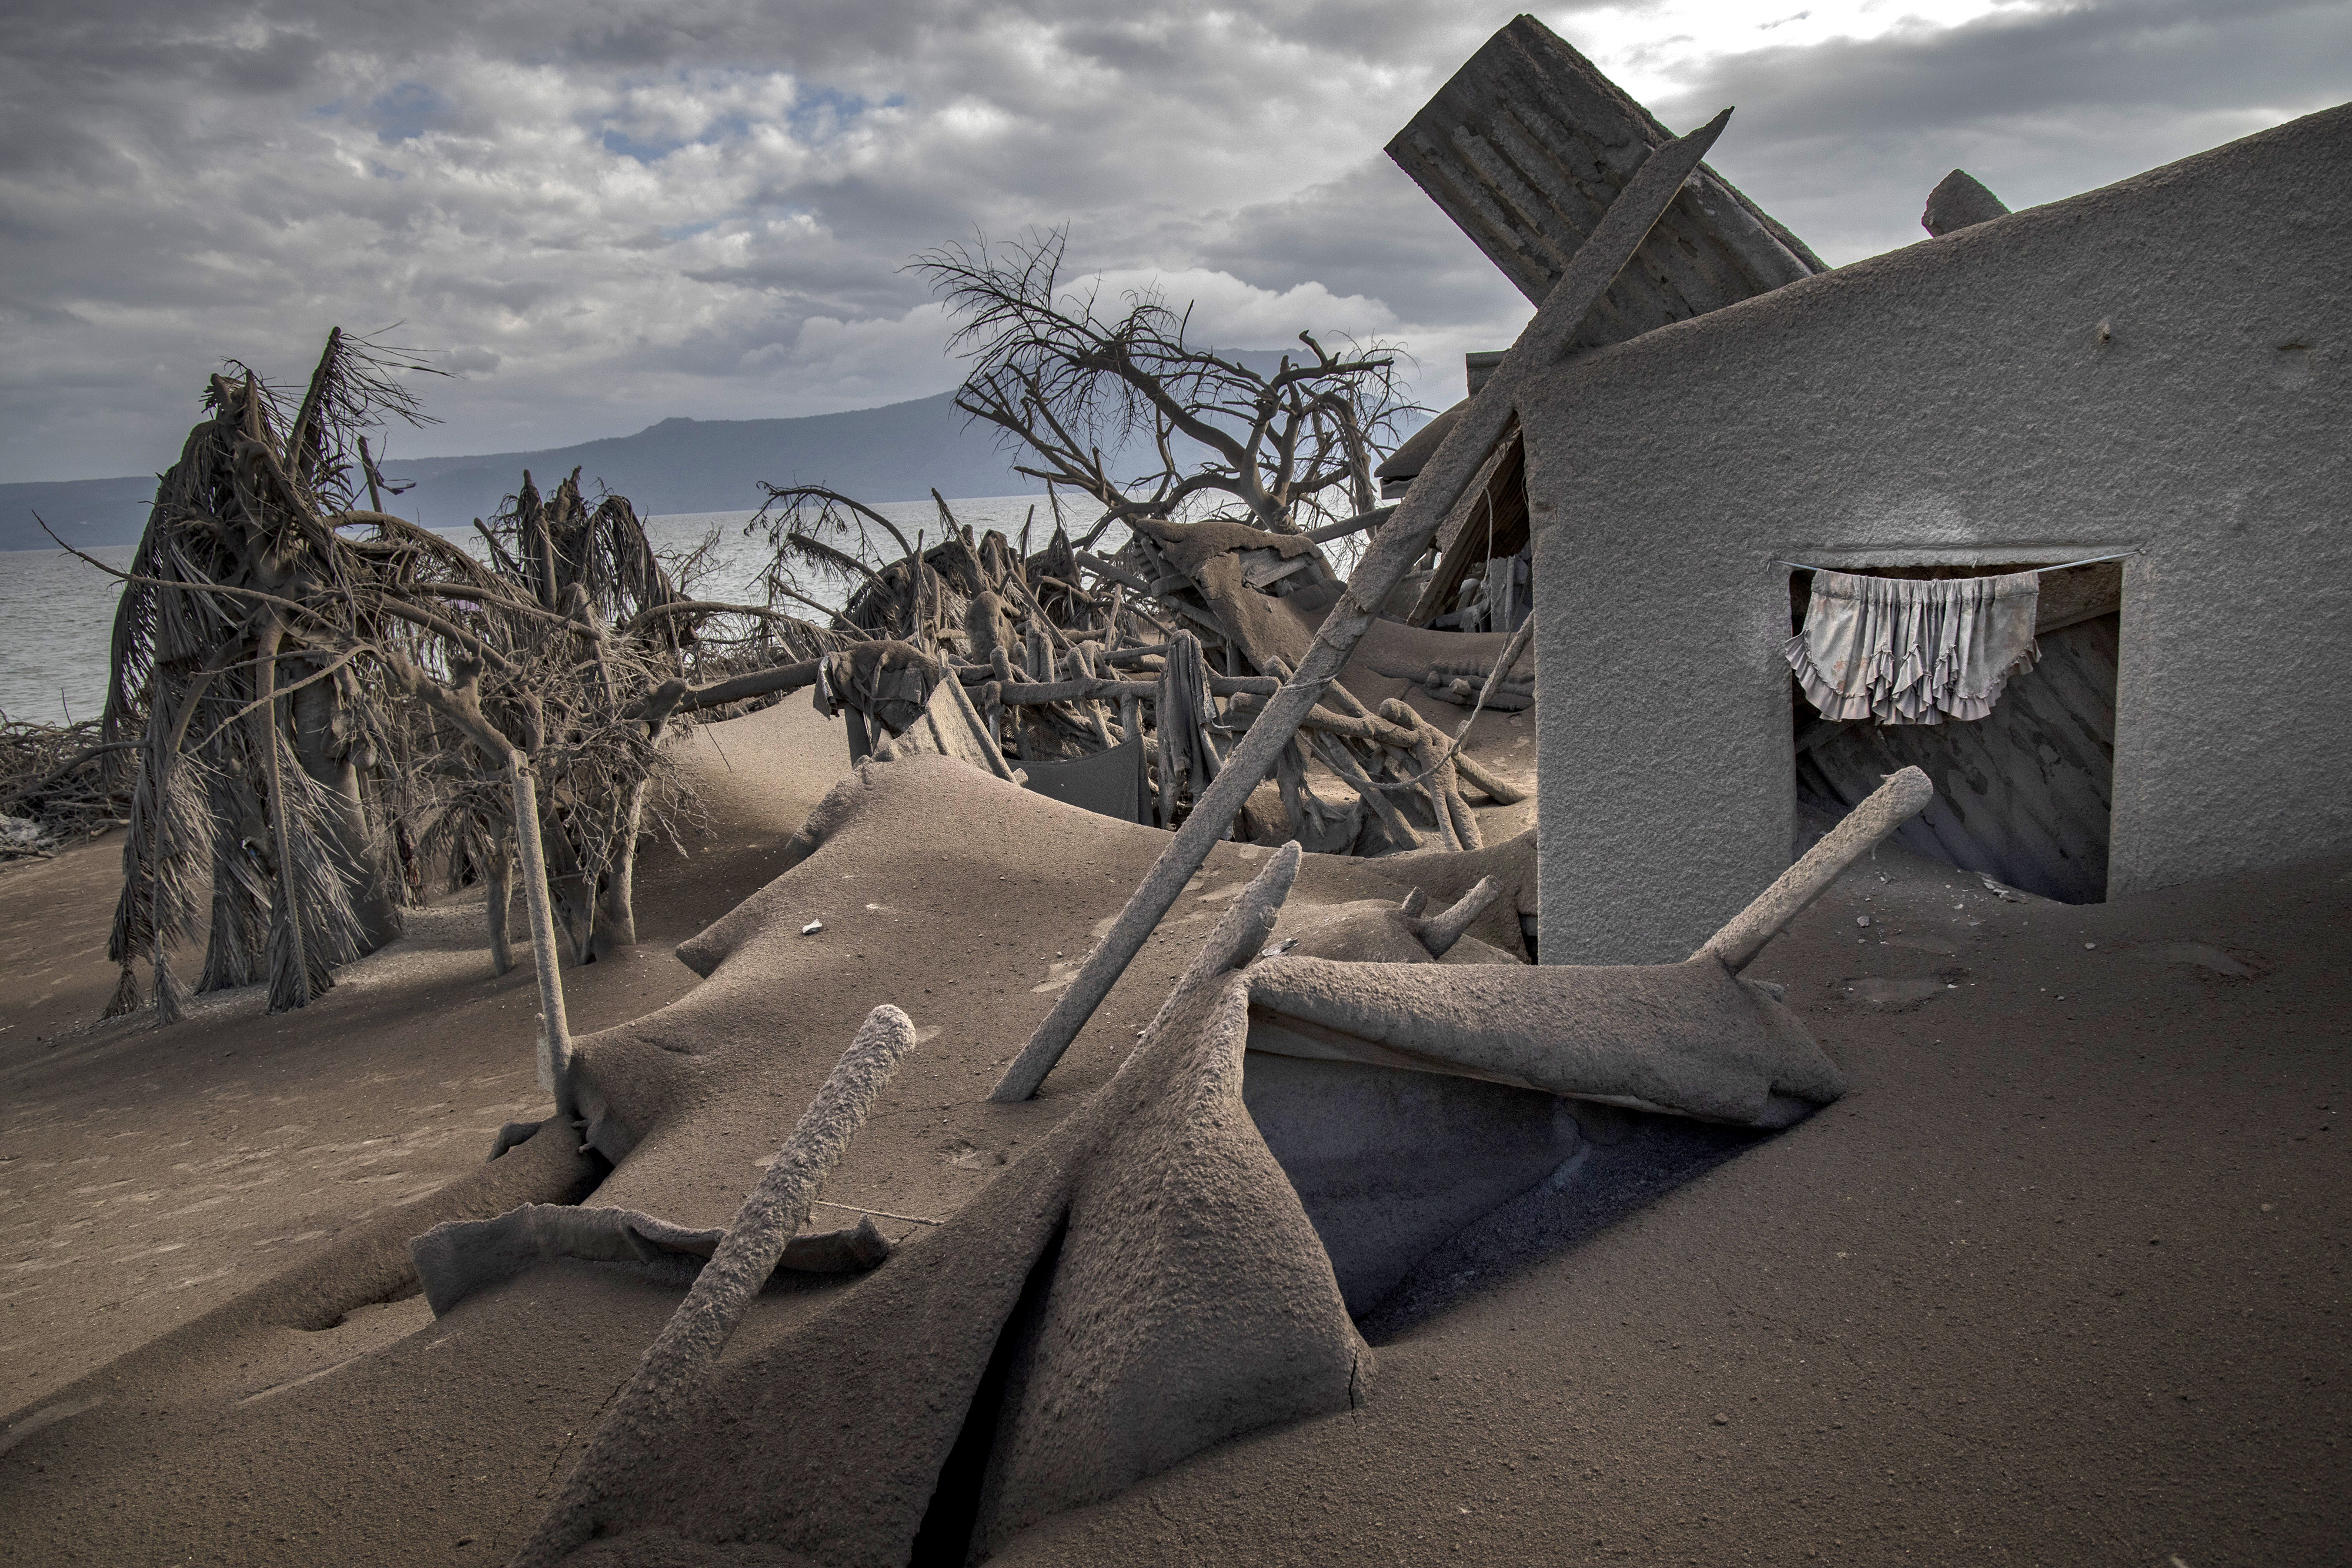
[{"left": 1388, "top": 15, "right": 1826, "bottom": 349}]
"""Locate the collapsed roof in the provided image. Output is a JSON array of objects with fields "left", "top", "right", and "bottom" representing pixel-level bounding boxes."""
[
  {"left": 1375, "top": 18, "right": 1827, "bottom": 510},
  {"left": 1387, "top": 15, "right": 1823, "bottom": 347}
]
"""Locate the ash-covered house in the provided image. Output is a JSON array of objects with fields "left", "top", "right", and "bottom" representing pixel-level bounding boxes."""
[{"left": 1387, "top": 17, "right": 2350, "bottom": 965}]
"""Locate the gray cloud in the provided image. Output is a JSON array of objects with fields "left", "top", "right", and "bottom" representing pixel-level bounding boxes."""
[
  {"left": 1655, "top": 0, "right": 2352, "bottom": 262},
  {"left": 0, "top": 0, "right": 2338, "bottom": 481}
]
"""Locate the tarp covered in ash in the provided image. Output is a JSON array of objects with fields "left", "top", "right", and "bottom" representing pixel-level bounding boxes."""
[
  {"left": 1021, "top": 732, "right": 1151, "bottom": 824},
  {"left": 522, "top": 755, "right": 1847, "bottom": 1563},
  {"left": 532, "top": 848, "right": 1369, "bottom": 1567}
]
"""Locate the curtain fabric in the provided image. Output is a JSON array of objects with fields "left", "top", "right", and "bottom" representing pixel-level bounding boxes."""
[{"left": 1787, "top": 569, "right": 2040, "bottom": 726}]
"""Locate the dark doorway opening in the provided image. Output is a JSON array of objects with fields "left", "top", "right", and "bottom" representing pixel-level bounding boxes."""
[{"left": 1791, "top": 559, "right": 2120, "bottom": 904}]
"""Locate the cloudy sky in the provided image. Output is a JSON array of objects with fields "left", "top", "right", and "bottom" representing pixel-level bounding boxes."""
[{"left": 1, "top": 0, "right": 2343, "bottom": 482}]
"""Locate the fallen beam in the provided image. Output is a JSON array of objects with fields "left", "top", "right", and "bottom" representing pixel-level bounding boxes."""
[
  {"left": 1307, "top": 504, "right": 1398, "bottom": 544},
  {"left": 1225, "top": 693, "right": 1529, "bottom": 806},
  {"left": 1694, "top": 766, "right": 1935, "bottom": 974},
  {"left": 636, "top": 658, "right": 822, "bottom": 731},
  {"left": 990, "top": 107, "right": 1732, "bottom": 1102}
]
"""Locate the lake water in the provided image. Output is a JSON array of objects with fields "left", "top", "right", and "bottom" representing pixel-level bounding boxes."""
[{"left": 0, "top": 493, "right": 1070, "bottom": 725}]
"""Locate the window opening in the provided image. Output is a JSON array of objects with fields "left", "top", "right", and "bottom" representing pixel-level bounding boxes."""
[{"left": 1789, "top": 559, "right": 2121, "bottom": 904}]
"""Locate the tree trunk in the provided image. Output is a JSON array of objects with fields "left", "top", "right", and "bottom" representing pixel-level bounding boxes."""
[
  {"left": 253, "top": 617, "right": 317, "bottom": 1013},
  {"left": 537, "top": 819, "right": 599, "bottom": 965},
  {"left": 506, "top": 753, "right": 575, "bottom": 1121},
  {"left": 485, "top": 833, "right": 517, "bottom": 977},
  {"left": 289, "top": 659, "right": 405, "bottom": 952},
  {"left": 201, "top": 773, "right": 268, "bottom": 993},
  {"left": 590, "top": 779, "right": 646, "bottom": 958}
]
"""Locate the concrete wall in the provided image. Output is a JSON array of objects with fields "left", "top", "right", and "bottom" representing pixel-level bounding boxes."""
[{"left": 1527, "top": 104, "right": 2352, "bottom": 965}]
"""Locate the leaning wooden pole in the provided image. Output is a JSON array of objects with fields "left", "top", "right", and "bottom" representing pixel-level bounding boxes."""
[
  {"left": 1694, "top": 765, "right": 1935, "bottom": 974},
  {"left": 989, "top": 107, "right": 1735, "bottom": 1103},
  {"left": 513, "top": 1004, "right": 919, "bottom": 1566},
  {"left": 506, "top": 750, "right": 576, "bottom": 1121}
]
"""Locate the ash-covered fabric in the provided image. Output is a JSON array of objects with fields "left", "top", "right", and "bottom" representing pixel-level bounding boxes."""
[
  {"left": 1154, "top": 631, "right": 1220, "bottom": 825},
  {"left": 409, "top": 1204, "right": 890, "bottom": 1317},
  {"left": 1787, "top": 569, "right": 2040, "bottom": 726},
  {"left": 1023, "top": 733, "right": 1151, "bottom": 824},
  {"left": 523, "top": 915, "right": 1368, "bottom": 1567},
  {"left": 813, "top": 640, "right": 944, "bottom": 737},
  {"left": 881, "top": 674, "right": 1006, "bottom": 775},
  {"left": 526, "top": 760, "right": 1850, "bottom": 1564}
]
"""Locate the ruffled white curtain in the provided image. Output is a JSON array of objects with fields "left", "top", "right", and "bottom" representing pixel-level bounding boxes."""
[{"left": 1786, "top": 569, "right": 2040, "bottom": 726}]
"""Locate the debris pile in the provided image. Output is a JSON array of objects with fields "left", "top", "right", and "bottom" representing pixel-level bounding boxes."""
[
  {"left": 80, "top": 331, "right": 854, "bottom": 1019},
  {"left": 728, "top": 226, "right": 1536, "bottom": 858},
  {"left": 455, "top": 762, "right": 1916, "bottom": 1564},
  {"left": 740, "top": 494, "right": 1534, "bottom": 857},
  {"left": 0, "top": 716, "right": 128, "bottom": 855}
]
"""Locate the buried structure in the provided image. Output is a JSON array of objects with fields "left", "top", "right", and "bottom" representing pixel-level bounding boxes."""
[
  {"left": 0, "top": 744, "right": 1925, "bottom": 1566},
  {"left": 2, "top": 18, "right": 1925, "bottom": 1563},
  {"left": 9, "top": 16, "right": 2345, "bottom": 1568},
  {"left": 1494, "top": 96, "right": 2352, "bottom": 959},
  {"left": 480, "top": 764, "right": 1912, "bottom": 1566},
  {"left": 1374, "top": 16, "right": 2350, "bottom": 950}
]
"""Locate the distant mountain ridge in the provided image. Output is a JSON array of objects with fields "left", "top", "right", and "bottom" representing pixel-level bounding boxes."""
[
  {"left": 0, "top": 391, "right": 1045, "bottom": 551},
  {"left": 2, "top": 363, "right": 1425, "bottom": 552}
]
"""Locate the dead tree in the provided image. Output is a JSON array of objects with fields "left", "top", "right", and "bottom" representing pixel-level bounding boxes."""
[
  {"left": 912, "top": 229, "right": 1413, "bottom": 554},
  {"left": 0, "top": 717, "right": 133, "bottom": 850},
  {"left": 95, "top": 331, "right": 439, "bottom": 1017},
  {"left": 715, "top": 232, "right": 1536, "bottom": 854},
  {"left": 828, "top": 232, "right": 1508, "bottom": 851},
  {"left": 88, "top": 332, "right": 848, "bottom": 1021}
]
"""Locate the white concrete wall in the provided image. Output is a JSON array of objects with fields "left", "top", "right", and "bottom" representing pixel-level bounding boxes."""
[{"left": 1526, "top": 103, "right": 2352, "bottom": 965}]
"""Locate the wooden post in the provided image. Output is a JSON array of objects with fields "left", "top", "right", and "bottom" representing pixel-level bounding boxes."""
[
  {"left": 506, "top": 751, "right": 576, "bottom": 1122},
  {"left": 513, "top": 1005, "right": 920, "bottom": 1566},
  {"left": 944, "top": 669, "right": 1020, "bottom": 783},
  {"left": 990, "top": 109, "right": 1732, "bottom": 1103},
  {"left": 1695, "top": 766, "right": 1933, "bottom": 974}
]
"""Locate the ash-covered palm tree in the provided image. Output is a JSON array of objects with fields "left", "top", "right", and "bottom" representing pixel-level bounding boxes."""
[
  {"left": 92, "top": 330, "right": 841, "bottom": 1021},
  {"left": 99, "top": 329, "right": 442, "bottom": 1017}
]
